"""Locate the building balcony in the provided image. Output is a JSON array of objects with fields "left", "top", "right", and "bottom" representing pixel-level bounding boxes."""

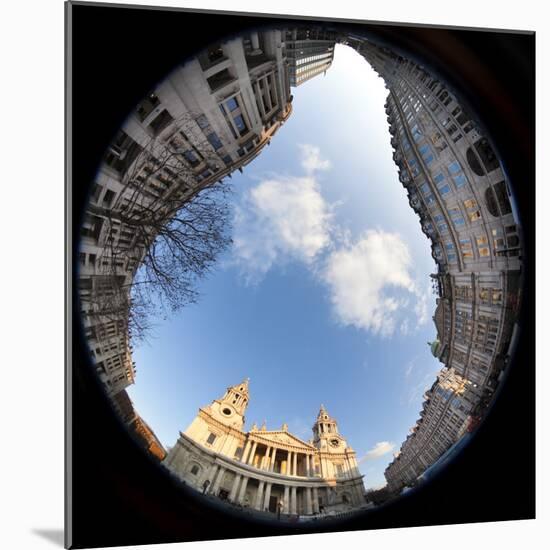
[
  {"left": 198, "top": 50, "right": 230, "bottom": 76},
  {"left": 206, "top": 69, "right": 237, "bottom": 93}
]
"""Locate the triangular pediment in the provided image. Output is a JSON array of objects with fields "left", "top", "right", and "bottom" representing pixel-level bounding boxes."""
[{"left": 250, "top": 430, "right": 315, "bottom": 449}]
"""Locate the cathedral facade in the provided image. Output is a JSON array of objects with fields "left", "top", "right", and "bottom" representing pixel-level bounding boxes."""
[{"left": 163, "top": 380, "right": 366, "bottom": 516}]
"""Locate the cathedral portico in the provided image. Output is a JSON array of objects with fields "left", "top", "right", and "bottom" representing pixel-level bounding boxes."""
[{"left": 164, "top": 379, "right": 367, "bottom": 516}]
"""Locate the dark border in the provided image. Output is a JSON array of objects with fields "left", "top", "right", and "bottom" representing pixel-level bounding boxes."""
[{"left": 66, "top": 2, "right": 535, "bottom": 548}]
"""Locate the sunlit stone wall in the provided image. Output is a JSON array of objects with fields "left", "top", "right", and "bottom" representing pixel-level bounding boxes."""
[{"left": 346, "top": 38, "right": 523, "bottom": 492}]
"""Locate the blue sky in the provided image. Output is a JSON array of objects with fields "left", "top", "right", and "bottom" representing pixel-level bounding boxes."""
[{"left": 128, "top": 45, "right": 442, "bottom": 490}]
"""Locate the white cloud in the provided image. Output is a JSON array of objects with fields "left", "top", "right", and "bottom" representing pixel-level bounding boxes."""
[
  {"left": 231, "top": 146, "right": 433, "bottom": 337},
  {"left": 299, "top": 143, "right": 331, "bottom": 174},
  {"left": 359, "top": 441, "right": 396, "bottom": 463},
  {"left": 413, "top": 282, "right": 432, "bottom": 326},
  {"left": 232, "top": 173, "right": 333, "bottom": 283},
  {"left": 321, "top": 230, "right": 416, "bottom": 336}
]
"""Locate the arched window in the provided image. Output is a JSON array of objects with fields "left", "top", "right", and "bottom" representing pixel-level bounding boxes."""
[
  {"left": 485, "top": 181, "right": 512, "bottom": 217},
  {"left": 485, "top": 187, "right": 499, "bottom": 217},
  {"left": 466, "top": 147, "right": 484, "bottom": 176},
  {"left": 467, "top": 138, "right": 500, "bottom": 176},
  {"left": 190, "top": 464, "right": 201, "bottom": 476}
]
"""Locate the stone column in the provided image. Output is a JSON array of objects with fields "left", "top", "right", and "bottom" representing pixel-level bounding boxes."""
[
  {"left": 251, "top": 31, "right": 260, "bottom": 50},
  {"left": 254, "top": 81, "right": 267, "bottom": 118},
  {"left": 306, "top": 455, "right": 311, "bottom": 477},
  {"left": 242, "top": 440, "right": 252, "bottom": 463},
  {"left": 345, "top": 454, "right": 354, "bottom": 479},
  {"left": 290, "top": 486, "right": 297, "bottom": 515},
  {"left": 225, "top": 109, "right": 241, "bottom": 138},
  {"left": 286, "top": 451, "right": 292, "bottom": 475},
  {"left": 293, "top": 453, "right": 298, "bottom": 476},
  {"left": 254, "top": 480, "right": 265, "bottom": 510},
  {"left": 205, "top": 464, "right": 219, "bottom": 494},
  {"left": 228, "top": 474, "right": 241, "bottom": 502},
  {"left": 248, "top": 442, "right": 258, "bottom": 465},
  {"left": 263, "top": 76, "right": 273, "bottom": 111},
  {"left": 237, "top": 476, "right": 249, "bottom": 504},
  {"left": 313, "top": 487, "right": 320, "bottom": 513},
  {"left": 269, "top": 448, "right": 277, "bottom": 472},
  {"left": 269, "top": 73, "right": 279, "bottom": 110},
  {"left": 263, "top": 447, "right": 272, "bottom": 470},
  {"left": 283, "top": 485, "right": 290, "bottom": 513},
  {"left": 305, "top": 487, "right": 313, "bottom": 515},
  {"left": 211, "top": 466, "right": 226, "bottom": 495},
  {"left": 262, "top": 482, "right": 272, "bottom": 511}
]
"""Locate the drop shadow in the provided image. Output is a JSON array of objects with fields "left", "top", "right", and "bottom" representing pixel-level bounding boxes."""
[{"left": 32, "top": 529, "right": 64, "bottom": 547}]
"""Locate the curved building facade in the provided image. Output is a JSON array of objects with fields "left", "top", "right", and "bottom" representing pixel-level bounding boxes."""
[
  {"left": 163, "top": 380, "right": 366, "bottom": 516},
  {"left": 346, "top": 38, "right": 523, "bottom": 492},
  {"left": 78, "top": 29, "right": 336, "bottom": 401}
]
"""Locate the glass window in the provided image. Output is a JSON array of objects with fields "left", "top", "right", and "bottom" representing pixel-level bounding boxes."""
[
  {"left": 433, "top": 172, "right": 445, "bottom": 185},
  {"left": 233, "top": 114, "right": 247, "bottom": 133},
  {"left": 437, "top": 222, "right": 449, "bottom": 233},
  {"left": 492, "top": 228, "right": 506, "bottom": 250},
  {"left": 206, "top": 432, "right": 217, "bottom": 445},
  {"left": 207, "top": 132, "right": 223, "bottom": 150},
  {"left": 476, "top": 235, "right": 490, "bottom": 257},
  {"left": 222, "top": 155, "right": 232, "bottom": 165},
  {"left": 439, "top": 184, "right": 451, "bottom": 195},
  {"left": 448, "top": 161, "right": 461, "bottom": 174},
  {"left": 424, "top": 154, "right": 434, "bottom": 165},
  {"left": 226, "top": 97, "right": 239, "bottom": 111},
  {"left": 197, "top": 169, "right": 212, "bottom": 182},
  {"left": 449, "top": 210, "right": 465, "bottom": 226},
  {"left": 453, "top": 174, "right": 467, "bottom": 187},
  {"left": 469, "top": 210, "right": 481, "bottom": 222},
  {"left": 425, "top": 194, "right": 436, "bottom": 205},
  {"left": 420, "top": 182, "right": 431, "bottom": 195},
  {"left": 434, "top": 213, "right": 444, "bottom": 222},
  {"left": 464, "top": 198, "right": 481, "bottom": 221},
  {"left": 183, "top": 150, "right": 198, "bottom": 164},
  {"left": 196, "top": 114, "right": 209, "bottom": 129},
  {"left": 460, "top": 238, "right": 473, "bottom": 259}
]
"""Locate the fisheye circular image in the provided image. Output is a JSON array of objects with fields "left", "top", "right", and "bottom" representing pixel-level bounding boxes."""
[{"left": 77, "top": 25, "right": 523, "bottom": 525}]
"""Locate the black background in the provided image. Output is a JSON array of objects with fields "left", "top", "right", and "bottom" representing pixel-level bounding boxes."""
[{"left": 67, "top": 2, "right": 535, "bottom": 548}]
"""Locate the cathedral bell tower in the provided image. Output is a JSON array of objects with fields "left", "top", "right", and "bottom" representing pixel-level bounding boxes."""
[
  {"left": 206, "top": 378, "right": 250, "bottom": 429},
  {"left": 312, "top": 404, "right": 347, "bottom": 452}
]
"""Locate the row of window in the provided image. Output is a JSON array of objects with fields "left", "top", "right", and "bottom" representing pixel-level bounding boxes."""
[{"left": 295, "top": 52, "right": 333, "bottom": 66}]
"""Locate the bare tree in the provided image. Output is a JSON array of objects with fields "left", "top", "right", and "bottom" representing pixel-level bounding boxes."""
[{"left": 81, "top": 112, "right": 234, "bottom": 343}]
